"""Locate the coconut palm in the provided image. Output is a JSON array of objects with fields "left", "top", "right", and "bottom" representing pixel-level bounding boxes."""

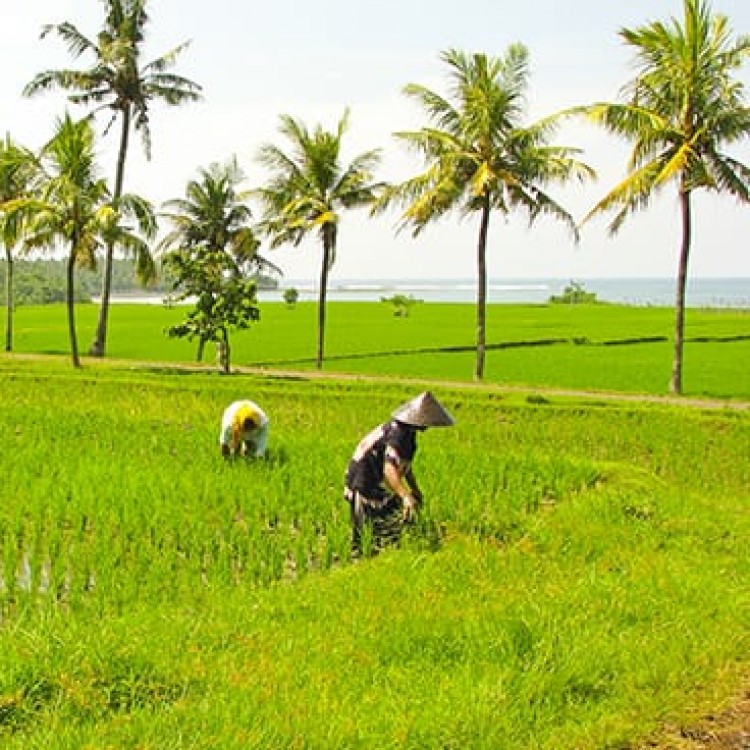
[
  {"left": 24, "top": 0, "right": 202, "bottom": 358},
  {"left": 575, "top": 0, "right": 750, "bottom": 394},
  {"left": 255, "top": 110, "right": 383, "bottom": 370},
  {"left": 158, "top": 157, "right": 277, "bottom": 364},
  {"left": 18, "top": 115, "right": 156, "bottom": 367},
  {"left": 158, "top": 158, "right": 267, "bottom": 269},
  {"left": 375, "top": 46, "right": 593, "bottom": 381},
  {"left": 0, "top": 135, "right": 39, "bottom": 351}
]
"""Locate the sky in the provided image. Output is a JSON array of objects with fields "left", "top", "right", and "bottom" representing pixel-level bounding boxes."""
[{"left": 2, "top": 0, "right": 750, "bottom": 283}]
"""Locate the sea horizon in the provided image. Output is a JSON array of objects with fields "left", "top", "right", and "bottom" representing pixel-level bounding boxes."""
[
  {"left": 102, "top": 276, "right": 750, "bottom": 309},
  {"left": 269, "top": 276, "right": 750, "bottom": 308}
]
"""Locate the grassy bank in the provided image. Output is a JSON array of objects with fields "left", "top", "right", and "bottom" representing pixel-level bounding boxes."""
[
  {"left": 0, "top": 359, "right": 748, "bottom": 747},
  {"left": 4, "top": 301, "right": 750, "bottom": 397}
]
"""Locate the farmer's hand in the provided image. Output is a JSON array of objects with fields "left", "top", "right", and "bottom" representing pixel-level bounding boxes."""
[{"left": 402, "top": 494, "right": 417, "bottom": 523}]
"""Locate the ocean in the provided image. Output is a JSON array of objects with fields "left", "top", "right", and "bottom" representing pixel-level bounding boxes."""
[{"left": 263, "top": 277, "right": 750, "bottom": 308}]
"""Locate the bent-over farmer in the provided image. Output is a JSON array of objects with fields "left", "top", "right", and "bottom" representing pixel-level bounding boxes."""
[
  {"left": 219, "top": 400, "right": 269, "bottom": 458},
  {"left": 343, "top": 391, "right": 454, "bottom": 550}
]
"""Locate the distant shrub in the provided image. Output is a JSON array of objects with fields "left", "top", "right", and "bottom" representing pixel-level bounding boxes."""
[
  {"left": 381, "top": 293, "right": 422, "bottom": 317},
  {"left": 283, "top": 287, "right": 299, "bottom": 308},
  {"left": 526, "top": 394, "right": 551, "bottom": 405},
  {"left": 549, "top": 281, "right": 600, "bottom": 305}
]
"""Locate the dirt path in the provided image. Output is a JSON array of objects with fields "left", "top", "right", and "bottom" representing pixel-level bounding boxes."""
[
  {"left": 641, "top": 689, "right": 750, "bottom": 749},
  {"left": 232, "top": 363, "right": 750, "bottom": 411},
  {"left": 124, "top": 358, "right": 747, "bottom": 413},
  {"left": 3, "top": 351, "right": 750, "bottom": 411}
]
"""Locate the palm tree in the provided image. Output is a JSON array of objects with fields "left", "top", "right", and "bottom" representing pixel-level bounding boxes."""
[
  {"left": 0, "top": 135, "right": 39, "bottom": 351},
  {"left": 23, "top": 0, "right": 202, "bottom": 358},
  {"left": 158, "top": 157, "right": 277, "bottom": 363},
  {"left": 255, "top": 110, "right": 383, "bottom": 370},
  {"left": 159, "top": 158, "right": 265, "bottom": 268},
  {"left": 575, "top": 0, "right": 750, "bottom": 394},
  {"left": 375, "top": 46, "right": 594, "bottom": 381},
  {"left": 18, "top": 115, "right": 156, "bottom": 367}
]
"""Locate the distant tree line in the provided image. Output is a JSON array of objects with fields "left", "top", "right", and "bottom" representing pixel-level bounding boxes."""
[{"left": 0, "top": 258, "right": 279, "bottom": 307}]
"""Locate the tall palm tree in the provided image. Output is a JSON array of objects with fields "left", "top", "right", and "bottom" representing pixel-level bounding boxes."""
[
  {"left": 23, "top": 0, "right": 202, "bottom": 358},
  {"left": 0, "top": 135, "right": 39, "bottom": 352},
  {"left": 158, "top": 157, "right": 277, "bottom": 363},
  {"left": 255, "top": 110, "right": 383, "bottom": 370},
  {"left": 375, "top": 46, "right": 594, "bottom": 381},
  {"left": 575, "top": 0, "right": 750, "bottom": 394},
  {"left": 18, "top": 115, "right": 156, "bottom": 367},
  {"left": 159, "top": 158, "right": 264, "bottom": 268}
]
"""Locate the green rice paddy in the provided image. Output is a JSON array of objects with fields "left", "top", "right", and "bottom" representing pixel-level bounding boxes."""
[{"left": 7, "top": 300, "right": 750, "bottom": 398}]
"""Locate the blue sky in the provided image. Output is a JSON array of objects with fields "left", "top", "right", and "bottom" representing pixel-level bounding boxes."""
[{"left": 2, "top": 0, "right": 750, "bottom": 282}]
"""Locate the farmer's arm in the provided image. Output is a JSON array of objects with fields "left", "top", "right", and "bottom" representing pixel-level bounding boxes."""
[
  {"left": 383, "top": 461, "right": 412, "bottom": 502},
  {"left": 384, "top": 460, "right": 419, "bottom": 522},
  {"left": 404, "top": 467, "right": 422, "bottom": 502}
]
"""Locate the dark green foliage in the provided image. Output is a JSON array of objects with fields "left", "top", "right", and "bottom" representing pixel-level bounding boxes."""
[
  {"left": 163, "top": 247, "right": 260, "bottom": 373},
  {"left": 0, "top": 259, "right": 158, "bottom": 306},
  {"left": 381, "top": 293, "right": 422, "bottom": 317},
  {"left": 549, "top": 281, "right": 600, "bottom": 305},
  {"left": 282, "top": 287, "right": 299, "bottom": 308}
]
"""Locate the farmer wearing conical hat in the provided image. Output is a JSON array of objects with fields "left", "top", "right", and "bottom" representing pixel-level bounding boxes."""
[
  {"left": 343, "top": 391, "right": 454, "bottom": 549},
  {"left": 219, "top": 400, "right": 269, "bottom": 458}
]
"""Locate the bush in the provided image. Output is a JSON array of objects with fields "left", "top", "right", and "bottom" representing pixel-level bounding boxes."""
[
  {"left": 380, "top": 293, "right": 421, "bottom": 317},
  {"left": 549, "top": 281, "right": 600, "bottom": 305},
  {"left": 283, "top": 287, "right": 299, "bottom": 308}
]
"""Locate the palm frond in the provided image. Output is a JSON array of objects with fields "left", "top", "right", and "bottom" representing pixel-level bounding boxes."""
[
  {"left": 582, "top": 159, "right": 666, "bottom": 234},
  {"left": 40, "top": 21, "right": 96, "bottom": 59}
]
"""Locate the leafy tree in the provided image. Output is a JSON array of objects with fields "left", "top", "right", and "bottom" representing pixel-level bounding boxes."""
[
  {"left": 162, "top": 249, "right": 260, "bottom": 373},
  {"left": 282, "top": 287, "right": 299, "bottom": 308},
  {"left": 0, "top": 135, "right": 39, "bottom": 351},
  {"left": 15, "top": 115, "right": 156, "bottom": 367},
  {"left": 255, "top": 110, "right": 383, "bottom": 369},
  {"left": 158, "top": 158, "right": 270, "bottom": 371},
  {"left": 375, "top": 47, "right": 593, "bottom": 380},
  {"left": 574, "top": 0, "right": 750, "bottom": 393},
  {"left": 24, "top": 0, "right": 202, "bottom": 358}
]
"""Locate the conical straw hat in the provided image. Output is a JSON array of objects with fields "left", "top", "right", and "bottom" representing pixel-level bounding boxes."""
[{"left": 391, "top": 391, "right": 455, "bottom": 427}]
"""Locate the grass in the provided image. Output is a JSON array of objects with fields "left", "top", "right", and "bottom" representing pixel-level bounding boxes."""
[{"left": 0, "top": 357, "right": 747, "bottom": 748}]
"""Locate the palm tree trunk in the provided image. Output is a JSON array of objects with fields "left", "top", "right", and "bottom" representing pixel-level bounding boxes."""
[
  {"left": 316, "top": 231, "right": 333, "bottom": 370},
  {"left": 670, "top": 188, "right": 692, "bottom": 395},
  {"left": 90, "top": 105, "right": 131, "bottom": 357},
  {"left": 67, "top": 247, "right": 80, "bottom": 368},
  {"left": 474, "top": 195, "right": 491, "bottom": 381},
  {"left": 4, "top": 248, "right": 12, "bottom": 352}
]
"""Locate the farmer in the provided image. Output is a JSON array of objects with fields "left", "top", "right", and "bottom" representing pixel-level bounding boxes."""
[
  {"left": 343, "top": 391, "right": 454, "bottom": 549},
  {"left": 219, "top": 400, "right": 269, "bottom": 458}
]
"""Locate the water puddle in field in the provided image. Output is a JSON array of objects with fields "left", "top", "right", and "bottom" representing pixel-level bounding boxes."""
[
  {"left": 0, "top": 553, "right": 49, "bottom": 594},
  {"left": 0, "top": 554, "right": 92, "bottom": 597}
]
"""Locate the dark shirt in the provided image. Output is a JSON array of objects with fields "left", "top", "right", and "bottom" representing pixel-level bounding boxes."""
[{"left": 345, "top": 420, "right": 417, "bottom": 499}]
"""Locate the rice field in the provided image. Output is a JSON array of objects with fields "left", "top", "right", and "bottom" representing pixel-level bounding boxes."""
[
  {"left": 6, "top": 301, "right": 750, "bottom": 398},
  {"left": 0, "top": 356, "right": 748, "bottom": 748}
]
